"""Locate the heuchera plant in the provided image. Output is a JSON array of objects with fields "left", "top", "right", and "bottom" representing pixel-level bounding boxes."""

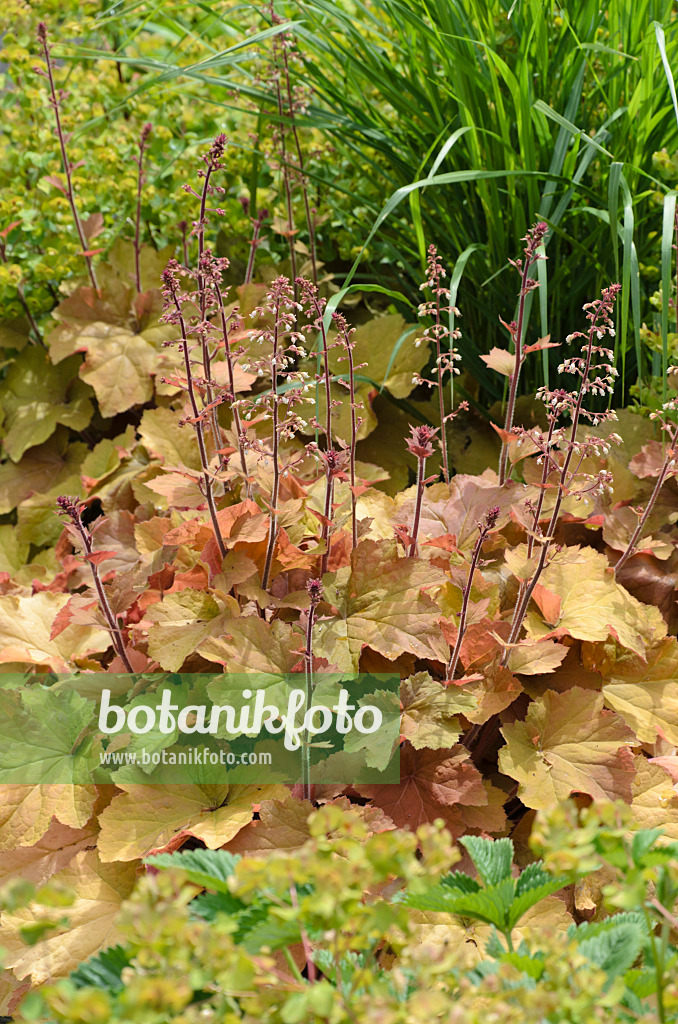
[{"left": 1, "top": 21, "right": 678, "bottom": 1007}]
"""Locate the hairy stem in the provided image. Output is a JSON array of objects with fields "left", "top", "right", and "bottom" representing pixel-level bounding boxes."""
[
  {"left": 197, "top": 161, "right": 224, "bottom": 453},
  {"left": 408, "top": 456, "right": 426, "bottom": 557},
  {"left": 302, "top": 602, "right": 317, "bottom": 802},
  {"left": 65, "top": 510, "right": 133, "bottom": 671},
  {"left": 447, "top": 525, "right": 490, "bottom": 680},
  {"left": 38, "top": 24, "right": 98, "bottom": 292},
  {"left": 245, "top": 213, "right": 264, "bottom": 286},
  {"left": 498, "top": 259, "right": 532, "bottom": 485},
  {"left": 167, "top": 282, "right": 227, "bottom": 560},
  {"left": 434, "top": 286, "right": 449, "bottom": 483},
  {"left": 261, "top": 302, "right": 282, "bottom": 591},
  {"left": 214, "top": 281, "right": 251, "bottom": 494},
  {"left": 0, "top": 238, "right": 44, "bottom": 344},
  {"left": 614, "top": 423, "right": 678, "bottom": 578},
  {"left": 320, "top": 472, "right": 335, "bottom": 575},
  {"left": 347, "top": 341, "right": 358, "bottom": 549}
]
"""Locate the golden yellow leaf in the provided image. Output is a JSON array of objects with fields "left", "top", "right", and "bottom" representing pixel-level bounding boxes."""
[
  {"left": 524, "top": 546, "right": 666, "bottom": 657},
  {"left": 630, "top": 756, "right": 678, "bottom": 840},
  {"left": 0, "top": 785, "right": 97, "bottom": 852},
  {"left": 498, "top": 688, "right": 636, "bottom": 810},
  {"left": 0, "top": 592, "right": 110, "bottom": 669},
  {"left": 97, "top": 781, "right": 286, "bottom": 862},
  {"left": 603, "top": 638, "right": 678, "bottom": 746},
  {"left": 1, "top": 850, "right": 138, "bottom": 984}
]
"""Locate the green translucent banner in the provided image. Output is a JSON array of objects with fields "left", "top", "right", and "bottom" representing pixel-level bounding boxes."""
[{"left": 0, "top": 673, "right": 400, "bottom": 785}]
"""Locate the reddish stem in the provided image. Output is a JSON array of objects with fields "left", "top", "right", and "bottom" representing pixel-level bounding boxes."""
[
  {"left": 261, "top": 298, "right": 282, "bottom": 591},
  {"left": 134, "top": 124, "right": 151, "bottom": 294},
  {"left": 447, "top": 523, "right": 491, "bottom": 680},
  {"left": 214, "top": 281, "right": 251, "bottom": 493},
  {"left": 165, "top": 279, "right": 227, "bottom": 560},
  {"left": 614, "top": 422, "right": 678, "bottom": 578},
  {"left": 408, "top": 456, "right": 426, "bottom": 557},
  {"left": 38, "top": 25, "right": 98, "bottom": 292}
]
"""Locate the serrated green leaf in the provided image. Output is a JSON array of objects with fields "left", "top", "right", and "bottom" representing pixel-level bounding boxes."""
[
  {"left": 144, "top": 848, "right": 241, "bottom": 895},
  {"left": 191, "top": 890, "right": 247, "bottom": 923},
  {"left": 460, "top": 836, "right": 514, "bottom": 886},
  {"left": 240, "top": 915, "right": 302, "bottom": 954},
  {"left": 440, "top": 871, "right": 481, "bottom": 894},
  {"left": 501, "top": 950, "right": 545, "bottom": 980},
  {"left": 507, "top": 880, "right": 565, "bottom": 931},
  {"left": 70, "top": 944, "right": 130, "bottom": 993},
  {"left": 577, "top": 923, "right": 643, "bottom": 978},
  {"left": 631, "top": 828, "right": 663, "bottom": 865}
]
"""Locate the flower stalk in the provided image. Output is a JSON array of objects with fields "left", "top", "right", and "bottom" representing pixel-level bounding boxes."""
[
  {"left": 503, "top": 284, "right": 621, "bottom": 658},
  {"left": 161, "top": 261, "right": 227, "bottom": 560},
  {"left": 133, "top": 123, "right": 152, "bottom": 294},
  {"left": 415, "top": 246, "right": 462, "bottom": 483},
  {"left": 447, "top": 506, "right": 500, "bottom": 680},
  {"left": 334, "top": 313, "right": 361, "bottom": 548},
  {"left": 406, "top": 425, "right": 438, "bottom": 557},
  {"left": 56, "top": 496, "right": 133, "bottom": 671},
  {"left": 498, "top": 222, "right": 548, "bottom": 485},
  {"left": 36, "top": 23, "right": 99, "bottom": 292},
  {"left": 302, "top": 578, "right": 322, "bottom": 801}
]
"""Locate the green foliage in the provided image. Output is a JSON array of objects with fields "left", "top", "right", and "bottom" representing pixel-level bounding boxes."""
[
  {"left": 12, "top": 803, "right": 678, "bottom": 1024},
  {"left": 405, "top": 835, "right": 565, "bottom": 950},
  {"left": 2, "top": 4, "right": 678, "bottom": 1019},
  {"left": 293, "top": 0, "right": 678, "bottom": 403}
]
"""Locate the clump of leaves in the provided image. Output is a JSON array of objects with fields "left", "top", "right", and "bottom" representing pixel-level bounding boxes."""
[
  {"left": 3, "top": 16, "right": 678, "bottom": 1015},
  {"left": 11, "top": 803, "right": 678, "bottom": 1024}
]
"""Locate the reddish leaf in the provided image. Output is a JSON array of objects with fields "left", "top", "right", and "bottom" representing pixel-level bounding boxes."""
[
  {"left": 83, "top": 550, "right": 118, "bottom": 566},
  {"left": 357, "top": 741, "right": 488, "bottom": 835}
]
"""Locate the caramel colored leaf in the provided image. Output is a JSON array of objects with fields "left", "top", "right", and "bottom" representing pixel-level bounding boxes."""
[
  {"left": 498, "top": 688, "right": 636, "bottom": 810},
  {"left": 357, "top": 741, "right": 488, "bottom": 835},
  {"left": 479, "top": 347, "right": 515, "bottom": 376},
  {"left": 223, "top": 796, "right": 392, "bottom": 855},
  {"left": 0, "top": 816, "right": 99, "bottom": 887},
  {"left": 630, "top": 757, "right": 678, "bottom": 840},
  {"left": 461, "top": 665, "right": 523, "bottom": 725},
  {"left": 507, "top": 639, "right": 568, "bottom": 676},
  {"left": 0, "top": 592, "right": 110, "bottom": 669},
  {"left": 71, "top": 322, "right": 157, "bottom": 417},
  {"left": 138, "top": 406, "right": 202, "bottom": 472},
  {"left": 145, "top": 591, "right": 236, "bottom": 672},
  {"left": 0, "top": 431, "right": 84, "bottom": 515},
  {"left": 395, "top": 472, "right": 520, "bottom": 549},
  {"left": 629, "top": 440, "right": 667, "bottom": 479},
  {"left": 316, "top": 540, "right": 449, "bottom": 671},
  {"left": 198, "top": 617, "right": 300, "bottom": 676},
  {"left": 0, "top": 785, "right": 97, "bottom": 852}
]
